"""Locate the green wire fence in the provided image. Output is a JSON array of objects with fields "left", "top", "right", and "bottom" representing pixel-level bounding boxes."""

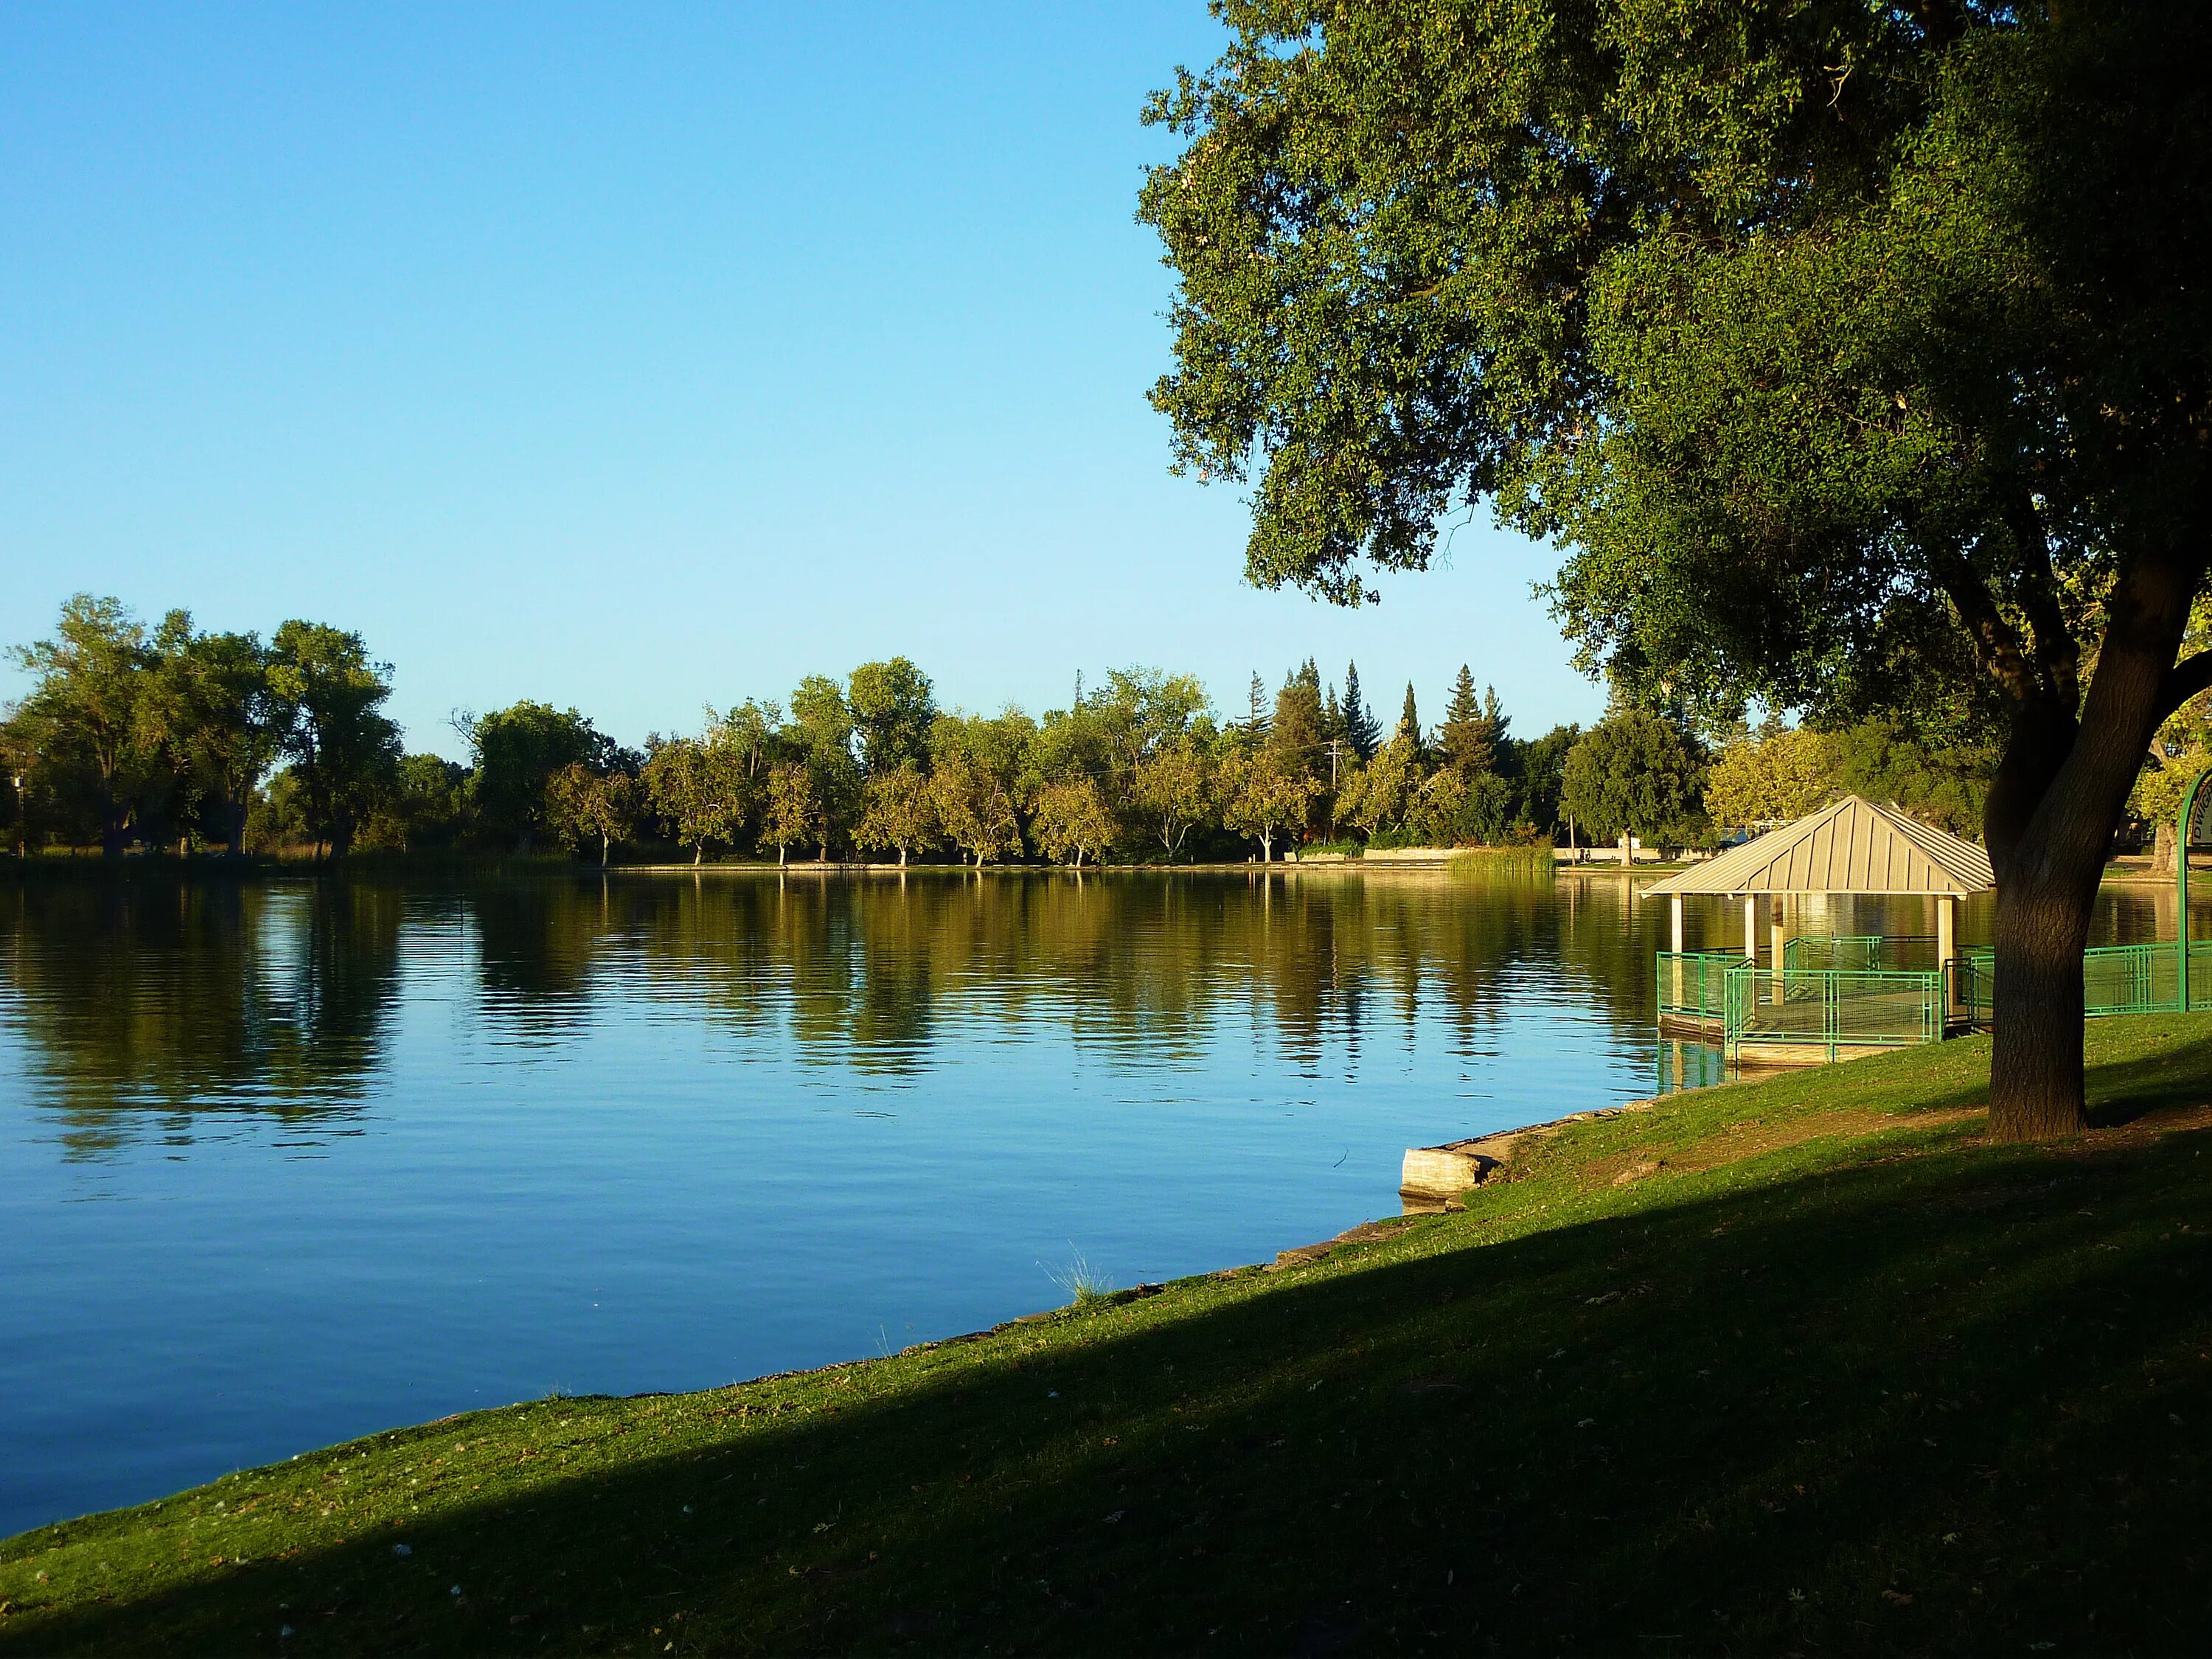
[{"left": 1665, "top": 933, "right": 2212, "bottom": 1064}]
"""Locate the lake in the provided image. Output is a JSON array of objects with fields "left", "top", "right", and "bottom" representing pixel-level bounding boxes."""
[{"left": 0, "top": 866, "right": 2180, "bottom": 1534}]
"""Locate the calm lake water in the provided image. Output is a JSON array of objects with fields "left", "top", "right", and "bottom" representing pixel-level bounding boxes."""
[{"left": 0, "top": 866, "right": 2183, "bottom": 1534}]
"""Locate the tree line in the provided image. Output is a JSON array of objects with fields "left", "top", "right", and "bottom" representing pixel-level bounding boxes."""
[{"left": 4, "top": 594, "right": 2006, "bottom": 866}]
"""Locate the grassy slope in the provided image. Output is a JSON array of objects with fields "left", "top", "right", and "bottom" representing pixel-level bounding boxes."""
[{"left": 5, "top": 1021, "right": 2211, "bottom": 1655}]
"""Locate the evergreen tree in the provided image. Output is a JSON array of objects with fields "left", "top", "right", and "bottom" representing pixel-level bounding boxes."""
[
  {"left": 1271, "top": 661, "right": 1326, "bottom": 773},
  {"left": 1342, "top": 661, "right": 1380, "bottom": 762},
  {"left": 1439, "top": 668, "right": 1509, "bottom": 776},
  {"left": 1394, "top": 683, "right": 1422, "bottom": 755},
  {"left": 1245, "top": 672, "right": 1272, "bottom": 742}
]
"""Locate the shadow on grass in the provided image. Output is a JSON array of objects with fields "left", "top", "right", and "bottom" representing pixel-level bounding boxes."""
[{"left": 13, "top": 1117, "right": 2212, "bottom": 1657}]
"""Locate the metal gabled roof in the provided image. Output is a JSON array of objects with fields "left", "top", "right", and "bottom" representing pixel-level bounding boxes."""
[{"left": 1642, "top": 795, "right": 1993, "bottom": 897}]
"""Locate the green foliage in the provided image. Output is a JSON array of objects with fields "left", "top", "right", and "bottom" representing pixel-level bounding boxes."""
[
  {"left": 1438, "top": 667, "right": 1506, "bottom": 777},
  {"left": 9, "top": 594, "right": 154, "bottom": 855},
  {"left": 1825, "top": 717, "right": 1993, "bottom": 841},
  {"left": 846, "top": 658, "right": 937, "bottom": 777},
  {"left": 1220, "top": 748, "right": 1321, "bottom": 861},
  {"left": 467, "top": 702, "right": 619, "bottom": 850},
  {"left": 1514, "top": 722, "right": 1581, "bottom": 840},
  {"left": 265, "top": 621, "right": 402, "bottom": 859},
  {"left": 855, "top": 764, "right": 939, "bottom": 865},
  {"left": 643, "top": 737, "right": 748, "bottom": 863},
  {"left": 1340, "top": 661, "right": 1379, "bottom": 763},
  {"left": 543, "top": 763, "right": 639, "bottom": 864},
  {"left": 1561, "top": 710, "right": 1703, "bottom": 845},
  {"left": 365, "top": 754, "right": 470, "bottom": 853},
  {"left": 1030, "top": 776, "right": 1113, "bottom": 867},
  {"left": 1704, "top": 723, "right": 1837, "bottom": 830}
]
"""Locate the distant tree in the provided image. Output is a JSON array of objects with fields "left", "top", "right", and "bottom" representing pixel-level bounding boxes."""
[
  {"left": 1032, "top": 776, "right": 1115, "bottom": 867},
  {"left": 166, "top": 626, "right": 278, "bottom": 855},
  {"left": 1704, "top": 724, "right": 1836, "bottom": 830},
  {"left": 929, "top": 749, "right": 1020, "bottom": 867},
  {"left": 1439, "top": 669, "right": 1509, "bottom": 777},
  {"left": 546, "top": 762, "right": 638, "bottom": 865},
  {"left": 1826, "top": 717, "right": 1993, "bottom": 841},
  {"left": 714, "top": 700, "right": 783, "bottom": 785},
  {"left": 1345, "top": 734, "right": 1419, "bottom": 841},
  {"left": 1269, "top": 661, "right": 1326, "bottom": 776},
  {"left": 10, "top": 594, "right": 153, "bottom": 856},
  {"left": 846, "top": 658, "right": 938, "bottom": 776},
  {"left": 1341, "top": 661, "right": 1380, "bottom": 762},
  {"left": 856, "top": 764, "right": 939, "bottom": 866},
  {"left": 1222, "top": 750, "right": 1321, "bottom": 861},
  {"left": 1085, "top": 667, "right": 1209, "bottom": 780},
  {"left": 1561, "top": 712, "right": 1703, "bottom": 848},
  {"left": 1394, "top": 684, "right": 1423, "bottom": 757},
  {"left": 468, "top": 701, "right": 616, "bottom": 851},
  {"left": 1130, "top": 737, "right": 1214, "bottom": 863},
  {"left": 644, "top": 736, "right": 745, "bottom": 864},
  {"left": 1242, "top": 672, "right": 1273, "bottom": 744},
  {"left": 1514, "top": 723, "right": 1582, "bottom": 841},
  {"left": 787, "top": 677, "right": 862, "bottom": 855},
  {"left": 764, "top": 760, "right": 825, "bottom": 866},
  {"left": 266, "top": 621, "right": 402, "bottom": 859},
  {"left": 788, "top": 675, "right": 855, "bottom": 759},
  {"left": 371, "top": 754, "right": 469, "bottom": 852}
]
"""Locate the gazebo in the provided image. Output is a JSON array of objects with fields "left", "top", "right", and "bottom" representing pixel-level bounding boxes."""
[{"left": 1644, "top": 796, "right": 1995, "bottom": 1064}]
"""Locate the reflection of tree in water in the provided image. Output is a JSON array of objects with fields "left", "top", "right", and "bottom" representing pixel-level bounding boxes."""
[
  {"left": 0, "top": 876, "right": 400, "bottom": 1156},
  {"left": 585, "top": 868, "right": 1660, "bottom": 1078}
]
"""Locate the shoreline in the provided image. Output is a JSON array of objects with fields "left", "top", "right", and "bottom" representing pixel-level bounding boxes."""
[{"left": 7, "top": 1017, "right": 2211, "bottom": 1649}]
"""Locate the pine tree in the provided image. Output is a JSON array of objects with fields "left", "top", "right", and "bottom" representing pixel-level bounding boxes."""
[
  {"left": 1343, "top": 661, "right": 1380, "bottom": 762},
  {"left": 1478, "top": 685, "right": 1511, "bottom": 771},
  {"left": 1440, "top": 665, "right": 1494, "bottom": 773},
  {"left": 1395, "top": 682, "right": 1422, "bottom": 754},
  {"left": 1272, "top": 661, "right": 1326, "bottom": 773},
  {"left": 1245, "top": 672, "right": 1272, "bottom": 742}
]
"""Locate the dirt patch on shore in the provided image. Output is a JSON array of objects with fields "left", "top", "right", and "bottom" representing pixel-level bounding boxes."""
[{"left": 1594, "top": 1105, "right": 1983, "bottom": 1185}]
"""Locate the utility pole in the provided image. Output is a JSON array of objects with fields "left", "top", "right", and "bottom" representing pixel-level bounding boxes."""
[{"left": 1325, "top": 738, "right": 1343, "bottom": 788}]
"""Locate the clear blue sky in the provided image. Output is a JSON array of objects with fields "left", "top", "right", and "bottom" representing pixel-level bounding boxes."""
[{"left": 0, "top": 2, "right": 1604, "bottom": 757}]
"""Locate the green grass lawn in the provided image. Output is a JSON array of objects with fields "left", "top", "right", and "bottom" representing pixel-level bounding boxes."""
[{"left": 6, "top": 1019, "right": 2212, "bottom": 1655}]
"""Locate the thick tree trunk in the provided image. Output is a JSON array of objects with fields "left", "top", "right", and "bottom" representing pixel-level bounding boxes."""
[
  {"left": 695, "top": 844, "right": 703, "bottom": 866},
  {"left": 600, "top": 834, "right": 611, "bottom": 866},
  {"left": 1985, "top": 554, "right": 2197, "bottom": 1141},
  {"left": 899, "top": 846, "right": 908, "bottom": 867},
  {"left": 777, "top": 844, "right": 785, "bottom": 866}
]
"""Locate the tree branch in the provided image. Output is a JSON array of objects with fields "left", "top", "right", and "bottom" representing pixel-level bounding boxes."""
[
  {"left": 2158, "top": 650, "right": 2212, "bottom": 722},
  {"left": 1933, "top": 550, "right": 2043, "bottom": 712},
  {"left": 2002, "top": 495, "right": 2081, "bottom": 709}
]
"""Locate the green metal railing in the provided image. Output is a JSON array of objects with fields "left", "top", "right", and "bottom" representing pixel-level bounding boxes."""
[
  {"left": 1783, "top": 933, "right": 1942, "bottom": 973},
  {"left": 1655, "top": 950, "right": 1740, "bottom": 1025},
  {"left": 1659, "top": 950, "right": 1956, "bottom": 1061},
  {"left": 1958, "top": 939, "right": 2212, "bottom": 1024}
]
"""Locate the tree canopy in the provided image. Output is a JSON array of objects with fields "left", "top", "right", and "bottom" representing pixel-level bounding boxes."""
[{"left": 1141, "top": 1, "right": 2212, "bottom": 1136}]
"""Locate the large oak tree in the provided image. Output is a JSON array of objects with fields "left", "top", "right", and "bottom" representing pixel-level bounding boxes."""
[{"left": 1141, "top": 1, "right": 2212, "bottom": 1138}]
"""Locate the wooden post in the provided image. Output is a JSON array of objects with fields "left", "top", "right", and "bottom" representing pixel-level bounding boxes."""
[
  {"left": 1670, "top": 892, "right": 1685, "bottom": 1012},
  {"left": 1743, "top": 893, "right": 1758, "bottom": 963},
  {"left": 1937, "top": 893, "right": 1958, "bottom": 1025},
  {"left": 1770, "top": 894, "right": 1787, "bottom": 1006}
]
